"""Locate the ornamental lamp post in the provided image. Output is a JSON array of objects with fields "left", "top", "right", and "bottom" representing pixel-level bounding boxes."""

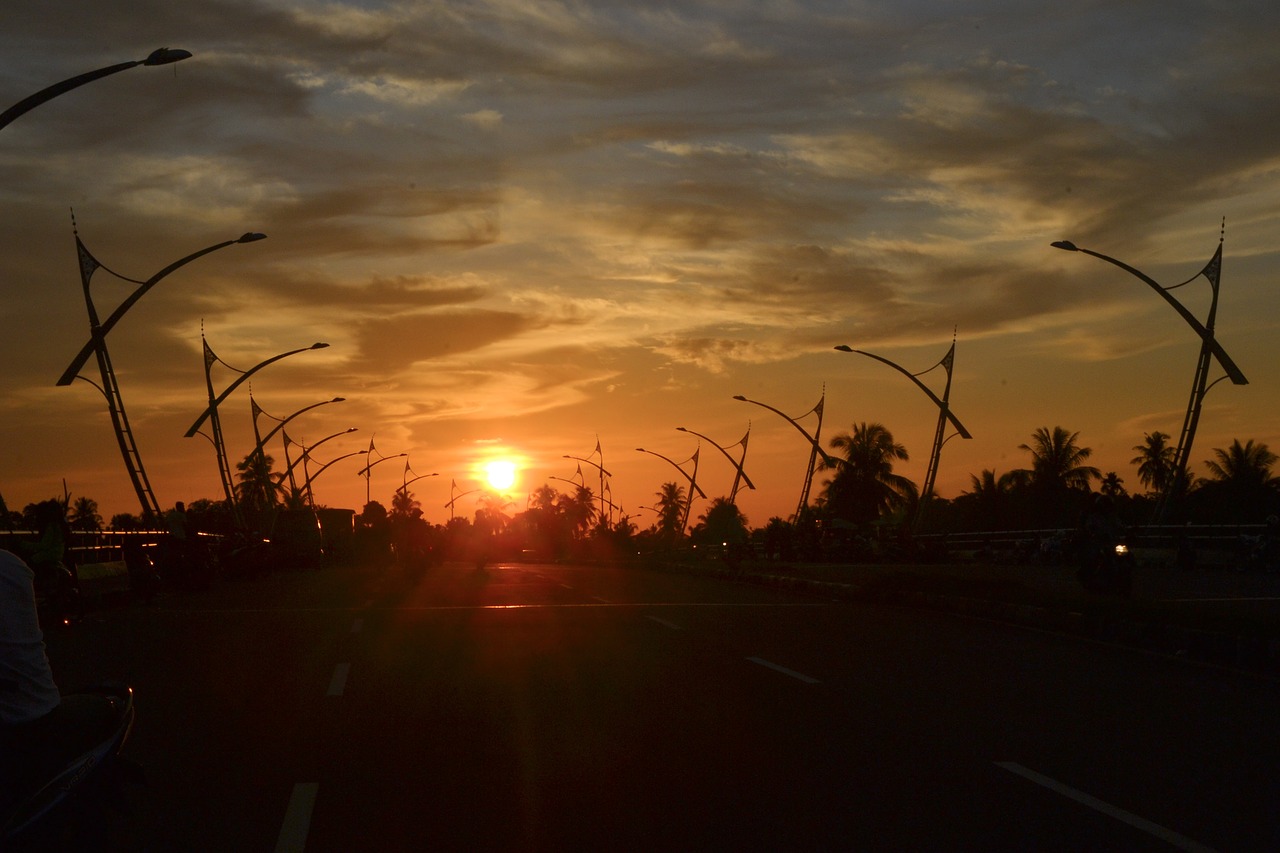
[
  {"left": 185, "top": 336, "right": 330, "bottom": 524},
  {"left": 0, "top": 48, "right": 192, "bottom": 132},
  {"left": 57, "top": 222, "right": 266, "bottom": 520},
  {"left": 676, "top": 425, "right": 755, "bottom": 504},
  {"left": 282, "top": 427, "right": 358, "bottom": 502},
  {"left": 1051, "top": 225, "right": 1245, "bottom": 519},
  {"left": 733, "top": 391, "right": 834, "bottom": 522},
  {"left": 834, "top": 336, "right": 971, "bottom": 531},
  {"left": 636, "top": 446, "right": 706, "bottom": 533}
]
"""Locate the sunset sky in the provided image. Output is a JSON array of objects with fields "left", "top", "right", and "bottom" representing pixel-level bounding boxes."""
[{"left": 3, "top": 1, "right": 1279, "bottom": 529}]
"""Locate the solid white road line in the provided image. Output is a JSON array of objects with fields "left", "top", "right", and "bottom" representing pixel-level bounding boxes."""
[
  {"left": 275, "top": 782, "right": 319, "bottom": 853},
  {"left": 746, "top": 656, "right": 820, "bottom": 684},
  {"left": 326, "top": 663, "right": 351, "bottom": 697},
  {"left": 645, "top": 615, "right": 682, "bottom": 630},
  {"left": 995, "top": 762, "right": 1219, "bottom": 853}
]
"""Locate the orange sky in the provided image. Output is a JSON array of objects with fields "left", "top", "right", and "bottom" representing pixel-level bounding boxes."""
[{"left": 3, "top": 2, "right": 1279, "bottom": 528}]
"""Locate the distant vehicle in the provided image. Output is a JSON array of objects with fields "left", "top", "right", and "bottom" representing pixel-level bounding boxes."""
[{"left": 267, "top": 509, "right": 326, "bottom": 570}]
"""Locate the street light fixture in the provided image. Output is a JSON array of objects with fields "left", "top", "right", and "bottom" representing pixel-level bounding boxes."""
[
  {"left": 56, "top": 220, "right": 266, "bottom": 519},
  {"left": 445, "top": 483, "right": 483, "bottom": 521},
  {"left": 250, "top": 395, "right": 345, "bottom": 468},
  {"left": 834, "top": 336, "right": 972, "bottom": 530},
  {"left": 1, "top": 48, "right": 192, "bottom": 132},
  {"left": 398, "top": 466, "right": 439, "bottom": 496},
  {"left": 303, "top": 450, "right": 369, "bottom": 507},
  {"left": 636, "top": 446, "right": 706, "bottom": 533},
  {"left": 185, "top": 335, "right": 330, "bottom": 523},
  {"left": 282, "top": 427, "right": 358, "bottom": 503},
  {"left": 676, "top": 425, "right": 756, "bottom": 504},
  {"left": 1052, "top": 226, "right": 1246, "bottom": 517},
  {"left": 565, "top": 439, "right": 611, "bottom": 523},
  {"left": 733, "top": 391, "right": 834, "bottom": 521},
  {"left": 354, "top": 439, "right": 407, "bottom": 506}
]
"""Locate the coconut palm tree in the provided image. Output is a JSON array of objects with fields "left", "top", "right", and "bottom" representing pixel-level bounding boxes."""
[
  {"left": 1017, "top": 426, "right": 1100, "bottom": 492},
  {"left": 821, "top": 422, "right": 917, "bottom": 526},
  {"left": 1192, "top": 439, "right": 1280, "bottom": 523},
  {"left": 1131, "top": 431, "right": 1175, "bottom": 496},
  {"left": 556, "top": 485, "right": 596, "bottom": 539},
  {"left": 236, "top": 451, "right": 284, "bottom": 525},
  {"left": 69, "top": 495, "right": 102, "bottom": 531},
  {"left": 695, "top": 497, "right": 749, "bottom": 546},
  {"left": 654, "top": 482, "right": 686, "bottom": 541}
]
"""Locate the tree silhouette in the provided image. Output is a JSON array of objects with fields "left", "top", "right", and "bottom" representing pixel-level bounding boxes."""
[
  {"left": 820, "top": 422, "right": 917, "bottom": 526},
  {"left": 69, "top": 495, "right": 102, "bottom": 531},
  {"left": 1193, "top": 439, "right": 1280, "bottom": 522},
  {"left": 236, "top": 451, "right": 284, "bottom": 527},
  {"left": 1131, "top": 431, "right": 1175, "bottom": 496},
  {"left": 654, "top": 482, "right": 686, "bottom": 542},
  {"left": 1017, "top": 426, "right": 1100, "bottom": 492},
  {"left": 695, "top": 497, "right": 749, "bottom": 546}
]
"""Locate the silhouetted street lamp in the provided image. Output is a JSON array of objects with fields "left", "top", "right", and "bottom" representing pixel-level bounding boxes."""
[
  {"left": 1, "top": 48, "right": 192, "bottom": 132},
  {"left": 283, "top": 427, "right": 358, "bottom": 501},
  {"left": 676, "top": 425, "right": 755, "bottom": 504},
  {"left": 398, "top": 465, "right": 439, "bottom": 496},
  {"left": 445, "top": 482, "right": 483, "bottom": 521},
  {"left": 355, "top": 439, "right": 407, "bottom": 506},
  {"left": 834, "top": 337, "right": 971, "bottom": 530},
  {"left": 185, "top": 336, "right": 330, "bottom": 520},
  {"left": 636, "top": 446, "right": 705, "bottom": 532},
  {"left": 303, "top": 450, "right": 369, "bottom": 507},
  {"left": 56, "top": 221, "right": 266, "bottom": 519},
  {"left": 1052, "top": 226, "right": 1246, "bottom": 517},
  {"left": 733, "top": 391, "right": 834, "bottom": 521},
  {"left": 565, "top": 439, "right": 611, "bottom": 522},
  {"left": 250, "top": 395, "right": 345, "bottom": 468}
]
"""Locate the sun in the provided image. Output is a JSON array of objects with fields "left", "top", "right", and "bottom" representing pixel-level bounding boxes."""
[{"left": 484, "top": 459, "right": 518, "bottom": 491}]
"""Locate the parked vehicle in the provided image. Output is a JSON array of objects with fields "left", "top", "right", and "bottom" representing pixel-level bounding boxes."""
[{"left": 267, "top": 509, "right": 326, "bottom": 570}]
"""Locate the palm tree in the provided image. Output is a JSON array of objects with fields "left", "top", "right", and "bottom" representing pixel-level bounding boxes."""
[
  {"left": 69, "top": 495, "right": 102, "bottom": 531},
  {"left": 695, "top": 497, "right": 749, "bottom": 546},
  {"left": 821, "top": 422, "right": 917, "bottom": 525},
  {"left": 958, "top": 469, "right": 1020, "bottom": 531},
  {"left": 1131, "top": 431, "right": 1175, "bottom": 496},
  {"left": 654, "top": 482, "right": 686, "bottom": 541},
  {"left": 1017, "top": 426, "right": 1100, "bottom": 492},
  {"left": 1194, "top": 439, "right": 1280, "bottom": 523},
  {"left": 236, "top": 451, "right": 284, "bottom": 524},
  {"left": 1099, "top": 472, "right": 1127, "bottom": 497},
  {"left": 556, "top": 486, "right": 596, "bottom": 539},
  {"left": 390, "top": 488, "right": 421, "bottom": 522}
]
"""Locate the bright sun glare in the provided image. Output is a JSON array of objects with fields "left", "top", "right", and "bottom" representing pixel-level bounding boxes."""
[{"left": 485, "top": 459, "right": 518, "bottom": 491}]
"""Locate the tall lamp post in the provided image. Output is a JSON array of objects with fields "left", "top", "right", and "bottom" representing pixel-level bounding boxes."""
[
  {"left": 636, "top": 446, "right": 706, "bottom": 533},
  {"left": 1052, "top": 226, "right": 1246, "bottom": 518},
  {"left": 1, "top": 48, "right": 192, "bottom": 132},
  {"left": 57, "top": 221, "right": 267, "bottom": 519},
  {"left": 398, "top": 465, "right": 439, "bottom": 496},
  {"left": 446, "top": 482, "right": 483, "bottom": 521},
  {"left": 565, "top": 439, "right": 610, "bottom": 523},
  {"left": 834, "top": 337, "right": 972, "bottom": 530},
  {"left": 676, "top": 425, "right": 755, "bottom": 504},
  {"left": 355, "top": 439, "right": 407, "bottom": 506},
  {"left": 249, "top": 395, "right": 344, "bottom": 469},
  {"left": 184, "top": 335, "right": 329, "bottom": 522},
  {"left": 282, "top": 427, "right": 358, "bottom": 503},
  {"left": 733, "top": 391, "right": 834, "bottom": 521},
  {"left": 303, "top": 450, "right": 369, "bottom": 507}
]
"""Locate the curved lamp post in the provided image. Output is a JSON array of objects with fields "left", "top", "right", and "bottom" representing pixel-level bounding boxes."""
[
  {"left": 636, "top": 446, "right": 705, "bottom": 533},
  {"left": 283, "top": 427, "right": 357, "bottom": 503},
  {"left": 733, "top": 391, "right": 834, "bottom": 521},
  {"left": 57, "top": 221, "right": 266, "bottom": 519},
  {"left": 676, "top": 425, "right": 755, "bottom": 504},
  {"left": 565, "top": 439, "right": 611, "bottom": 523},
  {"left": 445, "top": 483, "right": 483, "bottom": 521},
  {"left": 250, "top": 395, "right": 344, "bottom": 468},
  {"left": 1052, "top": 228, "right": 1246, "bottom": 517},
  {"left": 1, "top": 48, "right": 192, "bottom": 132},
  {"left": 834, "top": 337, "right": 972, "bottom": 530},
  {"left": 185, "top": 336, "right": 330, "bottom": 522},
  {"left": 354, "top": 439, "right": 407, "bottom": 506},
  {"left": 398, "top": 467, "right": 439, "bottom": 496},
  {"left": 303, "top": 450, "right": 369, "bottom": 507}
]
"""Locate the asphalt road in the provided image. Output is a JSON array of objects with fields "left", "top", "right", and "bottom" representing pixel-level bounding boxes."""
[{"left": 25, "top": 560, "right": 1280, "bottom": 851}]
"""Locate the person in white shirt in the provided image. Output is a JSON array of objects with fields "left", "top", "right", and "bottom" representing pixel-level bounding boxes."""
[{"left": 0, "top": 548, "right": 61, "bottom": 726}]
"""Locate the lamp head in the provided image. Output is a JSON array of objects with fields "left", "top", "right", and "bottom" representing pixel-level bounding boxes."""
[
  {"left": 310, "top": 342, "right": 329, "bottom": 350},
  {"left": 143, "top": 48, "right": 192, "bottom": 66},
  {"left": 676, "top": 427, "right": 688, "bottom": 433},
  {"left": 834, "top": 345, "right": 853, "bottom": 352},
  {"left": 330, "top": 396, "right": 345, "bottom": 403},
  {"left": 1050, "top": 240, "right": 1079, "bottom": 251},
  {"left": 636, "top": 448, "right": 646, "bottom": 452},
  {"left": 237, "top": 232, "right": 267, "bottom": 243},
  {"left": 732, "top": 395, "right": 746, "bottom": 401}
]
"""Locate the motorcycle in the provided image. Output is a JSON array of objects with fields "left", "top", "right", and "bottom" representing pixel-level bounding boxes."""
[
  {"left": 1077, "top": 539, "right": 1134, "bottom": 595},
  {"left": 1, "top": 683, "right": 139, "bottom": 845},
  {"left": 29, "top": 558, "right": 82, "bottom": 630}
]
